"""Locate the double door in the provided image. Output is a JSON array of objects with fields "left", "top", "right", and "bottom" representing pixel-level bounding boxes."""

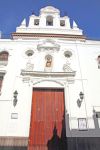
[{"left": 28, "top": 88, "right": 65, "bottom": 150}]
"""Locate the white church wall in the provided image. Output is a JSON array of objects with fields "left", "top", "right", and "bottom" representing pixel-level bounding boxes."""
[
  {"left": 0, "top": 102, "right": 12, "bottom": 136},
  {"left": 76, "top": 42, "right": 100, "bottom": 115},
  {"left": 0, "top": 37, "right": 100, "bottom": 135}
]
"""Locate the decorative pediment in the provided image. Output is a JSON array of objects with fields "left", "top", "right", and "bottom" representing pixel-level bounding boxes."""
[
  {"left": 40, "top": 6, "right": 60, "bottom": 14},
  {"left": 37, "top": 39, "right": 60, "bottom": 51}
]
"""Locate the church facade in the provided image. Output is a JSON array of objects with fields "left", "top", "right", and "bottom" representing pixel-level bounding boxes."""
[{"left": 0, "top": 6, "right": 100, "bottom": 150}]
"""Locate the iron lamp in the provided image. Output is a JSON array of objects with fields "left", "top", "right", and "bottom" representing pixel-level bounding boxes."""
[
  {"left": 79, "top": 92, "right": 84, "bottom": 100},
  {"left": 13, "top": 90, "right": 18, "bottom": 107},
  {"left": 77, "top": 92, "right": 84, "bottom": 108}
]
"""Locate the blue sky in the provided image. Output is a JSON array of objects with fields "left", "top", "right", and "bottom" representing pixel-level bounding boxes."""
[{"left": 0, "top": 0, "right": 100, "bottom": 39}]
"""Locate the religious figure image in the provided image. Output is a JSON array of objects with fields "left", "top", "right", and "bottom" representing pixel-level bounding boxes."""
[{"left": 46, "top": 57, "right": 52, "bottom": 67}]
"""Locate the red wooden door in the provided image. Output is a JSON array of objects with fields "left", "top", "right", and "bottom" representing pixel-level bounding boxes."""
[{"left": 28, "top": 88, "right": 65, "bottom": 150}]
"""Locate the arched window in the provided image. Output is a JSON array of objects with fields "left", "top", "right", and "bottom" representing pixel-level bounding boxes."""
[
  {"left": 34, "top": 19, "right": 39, "bottom": 25},
  {"left": 60, "top": 20, "right": 65, "bottom": 26},
  {"left": 46, "top": 16, "right": 53, "bottom": 26},
  {"left": 0, "top": 51, "right": 9, "bottom": 61}
]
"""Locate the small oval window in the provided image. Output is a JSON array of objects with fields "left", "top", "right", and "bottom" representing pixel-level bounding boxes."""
[
  {"left": 25, "top": 50, "right": 34, "bottom": 57},
  {"left": 64, "top": 51, "right": 72, "bottom": 58}
]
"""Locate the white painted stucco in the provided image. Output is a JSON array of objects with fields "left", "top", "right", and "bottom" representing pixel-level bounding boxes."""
[{"left": 0, "top": 6, "right": 100, "bottom": 137}]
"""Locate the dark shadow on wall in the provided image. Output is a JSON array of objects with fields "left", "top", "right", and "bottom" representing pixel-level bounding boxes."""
[
  {"left": 47, "top": 114, "right": 68, "bottom": 150},
  {"left": 47, "top": 113, "right": 100, "bottom": 150}
]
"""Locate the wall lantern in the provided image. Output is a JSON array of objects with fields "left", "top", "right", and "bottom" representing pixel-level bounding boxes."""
[
  {"left": 97, "top": 55, "right": 100, "bottom": 69},
  {"left": 13, "top": 90, "right": 18, "bottom": 107},
  {"left": 77, "top": 92, "right": 84, "bottom": 108}
]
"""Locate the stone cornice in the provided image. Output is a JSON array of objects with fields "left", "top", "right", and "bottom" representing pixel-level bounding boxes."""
[
  {"left": 21, "top": 70, "right": 76, "bottom": 78},
  {"left": 12, "top": 32, "right": 86, "bottom": 41}
]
